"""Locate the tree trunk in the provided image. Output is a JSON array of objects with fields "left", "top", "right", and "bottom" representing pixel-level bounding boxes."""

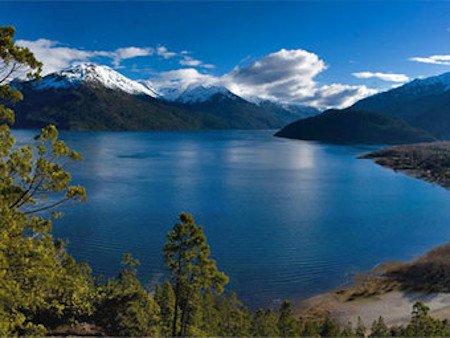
[{"left": 172, "top": 283, "right": 180, "bottom": 337}]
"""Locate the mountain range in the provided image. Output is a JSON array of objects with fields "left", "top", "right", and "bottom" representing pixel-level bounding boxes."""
[
  {"left": 276, "top": 72, "right": 450, "bottom": 144},
  {"left": 9, "top": 63, "right": 319, "bottom": 131}
]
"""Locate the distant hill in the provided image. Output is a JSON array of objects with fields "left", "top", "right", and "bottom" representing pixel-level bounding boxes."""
[
  {"left": 275, "top": 109, "right": 435, "bottom": 145},
  {"left": 350, "top": 72, "right": 450, "bottom": 139},
  {"left": 9, "top": 64, "right": 314, "bottom": 131}
]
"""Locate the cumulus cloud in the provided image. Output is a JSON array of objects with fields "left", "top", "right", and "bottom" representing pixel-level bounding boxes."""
[
  {"left": 410, "top": 55, "right": 450, "bottom": 66},
  {"left": 222, "top": 49, "right": 326, "bottom": 101},
  {"left": 352, "top": 71, "right": 409, "bottom": 83},
  {"left": 150, "top": 48, "right": 376, "bottom": 109}
]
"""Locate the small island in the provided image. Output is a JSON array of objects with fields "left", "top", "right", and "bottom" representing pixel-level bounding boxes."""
[{"left": 361, "top": 142, "right": 450, "bottom": 189}]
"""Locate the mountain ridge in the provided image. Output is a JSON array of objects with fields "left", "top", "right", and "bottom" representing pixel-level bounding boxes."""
[{"left": 9, "top": 63, "right": 318, "bottom": 131}]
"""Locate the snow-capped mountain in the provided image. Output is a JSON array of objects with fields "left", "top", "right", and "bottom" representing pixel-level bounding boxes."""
[
  {"left": 9, "top": 63, "right": 308, "bottom": 131},
  {"left": 31, "top": 63, "right": 158, "bottom": 98},
  {"left": 403, "top": 72, "right": 450, "bottom": 93},
  {"left": 255, "top": 98, "right": 320, "bottom": 115},
  {"left": 348, "top": 71, "right": 450, "bottom": 139},
  {"left": 159, "top": 85, "right": 237, "bottom": 103}
]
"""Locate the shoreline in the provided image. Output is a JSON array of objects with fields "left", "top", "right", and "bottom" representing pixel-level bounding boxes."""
[
  {"left": 294, "top": 142, "right": 450, "bottom": 326},
  {"left": 360, "top": 141, "right": 450, "bottom": 190}
]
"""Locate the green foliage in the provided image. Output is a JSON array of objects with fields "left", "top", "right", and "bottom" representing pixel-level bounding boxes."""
[
  {"left": 403, "top": 301, "right": 448, "bottom": 337},
  {"left": 163, "top": 213, "right": 229, "bottom": 336},
  {"left": 370, "top": 316, "right": 390, "bottom": 337},
  {"left": 94, "top": 254, "right": 160, "bottom": 336},
  {"left": 252, "top": 309, "right": 280, "bottom": 337},
  {"left": 278, "top": 300, "right": 301, "bottom": 337},
  {"left": 154, "top": 279, "right": 176, "bottom": 337},
  {"left": 341, "top": 320, "right": 354, "bottom": 337},
  {"left": 320, "top": 316, "right": 341, "bottom": 337},
  {"left": 355, "top": 316, "right": 367, "bottom": 337},
  {"left": 0, "top": 24, "right": 89, "bottom": 336}
]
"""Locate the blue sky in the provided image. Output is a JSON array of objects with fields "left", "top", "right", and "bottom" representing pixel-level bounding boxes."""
[{"left": 2, "top": 1, "right": 450, "bottom": 107}]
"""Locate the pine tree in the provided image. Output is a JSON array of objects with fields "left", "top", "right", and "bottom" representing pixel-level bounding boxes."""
[
  {"left": 252, "top": 309, "right": 280, "bottom": 337},
  {"left": 355, "top": 316, "right": 367, "bottom": 337},
  {"left": 154, "top": 279, "right": 176, "bottom": 337},
  {"left": 370, "top": 316, "right": 389, "bottom": 337},
  {"left": 404, "top": 301, "right": 448, "bottom": 337},
  {"left": 94, "top": 254, "right": 160, "bottom": 336},
  {"left": 341, "top": 320, "right": 354, "bottom": 337},
  {"left": 0, "top": 25, "right": 89, "bottom": 335},
  {"left": 163, "top": 213, "right": 229, "bottom": 336},
  {"left": 320, "top": 316, "right": 341, "bottom": 337},
  {"left": 278, "top": 300, "right": 300, "bottom": 337}
]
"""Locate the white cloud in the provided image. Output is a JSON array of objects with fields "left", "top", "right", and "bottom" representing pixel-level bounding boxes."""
[
  {"left": 17, "top": 39, "right": 165, "bottom": 74},
  {"left": 112, "top": 47, "right": 153, "bottom": 68},
  {"left": 150, "top": 49, "right": 376, "bottom": 109},
  {"left": 16, "top": 39, "right": 108, "bottom": 75},
  {"left": 156, "top": 46, "right": 177, "bottom": 59},
  {"left": 151, "top": 68, "right": 219, "bottom": 90},
  {"left": 16, "top": 39, "right": 377, "bottom": 109},
  {"left": 299, "top": 83, "right": 378, "bottom": 109},
  {"left": 222, "top": 49, "right": 327, "bottom": 101},
  {"left": 352, "top": 71, "right": 409, "bottom": 83},
  {"left": 410, "top": 55, "right": 450, "bottom": 66},
  {"left": 180, "top": 55, "right": 215, "bottom": 69}
]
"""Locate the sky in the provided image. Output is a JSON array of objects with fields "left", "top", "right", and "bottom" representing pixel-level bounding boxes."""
[{"left": 2, "top": 1, "right": 450, "bottom": 108}]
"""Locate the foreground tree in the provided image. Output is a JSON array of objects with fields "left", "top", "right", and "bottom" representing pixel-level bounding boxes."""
[
  {"left": 403, "top": 301, "right": 448, "bottom": 337},
  {"left": 370, "top": 316, "right": 389, "bottom": 337},
  {"left": 252, "top": 309, "right": 280, "bottom": 337},
  {"left": 278, "top": 300, "right": 300, "bottom": 337},
  {"left": 163, "top": 213, "right": 229, "bottom": 336},
  {"left": 0, "top": 25, "right": 88, "bottom": 335},
  {"left": 94, "top": 254, "right": 160, "bottom": 336}
]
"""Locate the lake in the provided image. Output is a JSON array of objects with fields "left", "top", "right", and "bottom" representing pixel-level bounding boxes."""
[{"left": 14, "top": 129, "right": 450, "bottom": 308}]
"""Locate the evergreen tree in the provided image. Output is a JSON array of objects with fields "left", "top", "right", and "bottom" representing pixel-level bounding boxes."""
[
  {"left": 154, "top": 279, "right": 176, "bottom": 337},
  {"left": 355, "top": 316, "right": 367, "bottom": 337},
  {"left": 370, "top": 316, "right": 389, "bottom": 337},
  {"left": 299, "top": 318, "right": 321, "bottom": 337},
  {"left": 94, "top": 254, "right": 160, "bottom": 336},
  {"left": 341, "top": 320, "right": 354, "bottom": 337},
  {"left": 320, "top": 316, "right": 341, "bottom": 337},
  {"left": 163, "top": 213, "right": 229, "bottom": 336},
  {"left": 0, "top": 25, "right": 89, "bottom": 335},
  {"left": 221, "top": 293, "right": 252, "bottom": 337},
  {"left": 252, "top": 309, "right": 280, "bottom": 337},
  {"left": 404, "top": 301, "right": 448, "bottom": 337},
  {"left": 278, "top": 300, "right": 300, "bottom": 337}
]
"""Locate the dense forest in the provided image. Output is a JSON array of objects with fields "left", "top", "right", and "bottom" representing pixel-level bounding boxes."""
[{"left": 1, "top": 25, "right": 449, "bottom": 336}]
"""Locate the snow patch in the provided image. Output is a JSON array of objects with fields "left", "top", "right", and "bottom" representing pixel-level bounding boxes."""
[{"left": 32, "top": 63, "right": 158, "bottom": 97}]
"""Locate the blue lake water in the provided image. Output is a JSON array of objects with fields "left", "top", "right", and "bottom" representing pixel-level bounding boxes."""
[{"left": 14, "top": 129, "right": 450, "bottom": 308}]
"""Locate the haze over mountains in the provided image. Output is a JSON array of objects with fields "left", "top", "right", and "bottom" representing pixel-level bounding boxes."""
[
  {"left": 276, "top": 71, "right": 450, "bottom": 144},
  {"left": 9, "top": 63, "right": 319, "bottom": 131}
]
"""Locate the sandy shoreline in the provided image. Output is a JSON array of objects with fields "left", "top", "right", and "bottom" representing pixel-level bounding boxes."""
[
  {"left": 295, "top": 290, "right": 450, "bottom": 327},
  {"left": 295, "top": 143, "right": 450, "bottom": 327}
]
